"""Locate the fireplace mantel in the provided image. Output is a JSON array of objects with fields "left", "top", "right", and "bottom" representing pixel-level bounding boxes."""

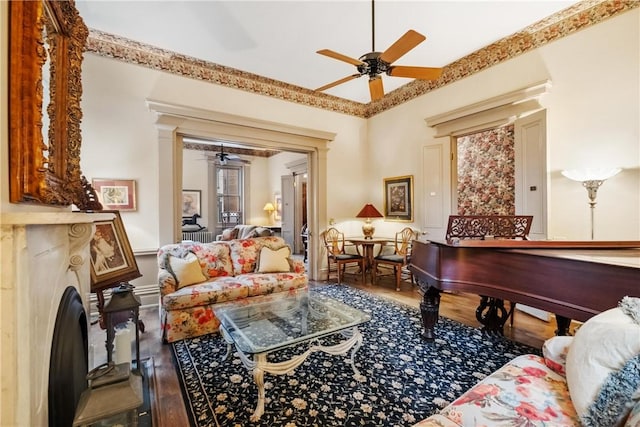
[
  {"left": 1, "top": 211, "right": 114, "bottom": 225},
  {"left": 0, "top": 211, "right": 112, "bottom": 426}
]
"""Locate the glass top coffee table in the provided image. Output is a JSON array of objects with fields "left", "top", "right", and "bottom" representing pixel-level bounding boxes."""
[{"left": 214, "top": 288, "right": 371, "bottom": 421}]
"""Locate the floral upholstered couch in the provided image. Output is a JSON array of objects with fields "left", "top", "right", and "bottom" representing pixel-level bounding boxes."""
[
  {"left": 415, "top": 297, "right": 640, "bottom": 427},
  {"left": 157, "top": 236, "right": 307, "bottom": 343}
]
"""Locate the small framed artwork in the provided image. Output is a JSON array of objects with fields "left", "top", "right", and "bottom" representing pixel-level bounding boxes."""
[
  {"left": 89, "top": 210, "right": 141, "bottom": 293},
  {"left": 182, "top": 190, "right": 201, "bottom": 217},
  {"left": 274, "top": 193, "right": 282, "bottom": 222},
  {"left": 92, "top": 178, "right": 137, "bottom": 211},
  {"left": 383, "top": 175, "right": 414, "bottom": 222}
]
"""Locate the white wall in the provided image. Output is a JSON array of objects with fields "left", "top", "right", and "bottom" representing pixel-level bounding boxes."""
[
  {"left": 368, "top": 9, "right": 639, "bottom": 241},
  {"left": 80, "top": 55, "right": 367, "bottom": 252},
  {"left": 79, "top": 8, "right": 639, "bottom": 258}
]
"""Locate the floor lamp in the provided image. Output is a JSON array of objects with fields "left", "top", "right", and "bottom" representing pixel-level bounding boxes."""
[{"left": 561, "top": 167, "right": 621, "bottom": 240}]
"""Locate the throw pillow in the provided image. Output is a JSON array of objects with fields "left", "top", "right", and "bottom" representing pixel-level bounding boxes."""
[
  {"left": 565, "top": 297, "right": 640, "bottom": 427},
  {"left": 221, "top": 228, "right": 236, "bottom": 241},
  {"left": 254, "top": 226, "right": 273, "bottom": 237},
  {"left": 168, "top": 253, "right": 207, "bottom": 289},
  {"left": 542, "top": 335, "right": 573, "bottom": 375},
  {"left": 256, "top": 246, "right": 291, "bottom": 273}
]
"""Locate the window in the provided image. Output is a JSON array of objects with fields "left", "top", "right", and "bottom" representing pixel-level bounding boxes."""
[{"left": 216, "top": 165, "right": 243, "bottom": 226}]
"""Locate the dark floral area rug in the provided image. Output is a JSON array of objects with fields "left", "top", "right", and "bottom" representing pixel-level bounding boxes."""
[{"left": 171, "top": 285, "right": 540, "bottom": 427}]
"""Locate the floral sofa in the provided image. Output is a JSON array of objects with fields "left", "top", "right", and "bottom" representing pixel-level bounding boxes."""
[
  {"left": 157, "top": 236, "right": 307, "bottom": 343},
  {"left": 414, "top": 297, "right": 640, "bottom": 427}
]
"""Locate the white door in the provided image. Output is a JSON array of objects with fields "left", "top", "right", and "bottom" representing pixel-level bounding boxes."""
[
  {"left": 281, "top": 175, "right": 295, "bottom": 248},
  {"left": 515, "top": 110, "right": 547, "bottom": 239}
]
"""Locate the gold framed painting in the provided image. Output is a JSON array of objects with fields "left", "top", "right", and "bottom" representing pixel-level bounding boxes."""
[
  {"left": 383, "top": 175, "right": 414, "bottom": 222},
  {"left": 89, "top": 211, "right": 141, "bottom": 293},
  {"left": 92, "top": 179, "right": 137, "bottom": 211}
]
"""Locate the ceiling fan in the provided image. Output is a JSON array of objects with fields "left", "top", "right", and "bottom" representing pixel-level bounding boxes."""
[
  {"left": 315, "top": 0, "right": 442, "bottom": 102},
  {"left": 214, "top": 144, "right": 241, "bottom": 165}
]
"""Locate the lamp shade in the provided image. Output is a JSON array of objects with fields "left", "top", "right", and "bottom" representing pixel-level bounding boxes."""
[
  {"left": 356, "top": 204, "right": 383, "bottom": 218},
  {"left": 263, "top": 202, "right": 275, "bottom": 212},
  {"left": 561, "top": 168, "right": 622, "bottom": 182}
]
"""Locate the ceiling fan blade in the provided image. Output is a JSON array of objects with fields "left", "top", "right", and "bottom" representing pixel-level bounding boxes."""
[
  {"left": 317, "top": 49, "right": 365, "bottom": 66},
  {"left": 369, "top": 76, "right": 384, "bottom": 101},
  {"left": 316, "top": 74, "right": 361, "bottom": 92},
  {"left": 388, "top": 65, "right": 443, "bottom": 80},
  {"left": 379, "top": 29, "right": 426, "bottom": 65}
]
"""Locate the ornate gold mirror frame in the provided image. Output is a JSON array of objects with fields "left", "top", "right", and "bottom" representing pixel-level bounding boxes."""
[{"left": 9, "top": 0, "right": 89, "bottom": 206}]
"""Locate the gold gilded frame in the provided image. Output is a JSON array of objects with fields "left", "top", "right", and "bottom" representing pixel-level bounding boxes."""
[
  {"left": 383, "top": 175, "right": 414, "bottom": 222},
  {"left": 9, "top": 0, "right": 88, "bottom": 205}
]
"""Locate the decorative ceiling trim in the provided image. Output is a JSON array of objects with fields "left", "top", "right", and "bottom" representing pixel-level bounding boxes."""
[
  {"left": 85, "top": 0, "right": 636, "bottom": 119},
  {"left": 183, "top": 141, "right": 280, "bottom": 158}
]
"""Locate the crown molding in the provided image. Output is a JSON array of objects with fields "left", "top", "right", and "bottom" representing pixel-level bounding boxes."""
[{"left": 85, "top": 1, "right": 637, "bottom": 119}]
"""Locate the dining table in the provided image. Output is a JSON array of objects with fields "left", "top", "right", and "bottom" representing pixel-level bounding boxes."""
[{"left": 346, "top": 237, "right": 393, "bottom": 281}]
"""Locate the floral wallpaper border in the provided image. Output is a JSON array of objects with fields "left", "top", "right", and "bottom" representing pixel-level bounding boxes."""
[{"left": 85, "top": 1, "right": 638, "bottom": 119}]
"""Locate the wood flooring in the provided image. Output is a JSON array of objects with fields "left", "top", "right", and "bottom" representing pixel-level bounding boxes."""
[{"left": 89, "top": 275, "right": 575, "bottom": 426}]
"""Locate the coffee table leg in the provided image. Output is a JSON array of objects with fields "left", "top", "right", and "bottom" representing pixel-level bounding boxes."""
[
  {"left": 226, "top": 327, "right": 366, "bottom": 421},
  {"left": 251, "top": 354, "right": 267, "bottom": 422},
  {"left": 340, "top": 327, "right": 364, "bottom": 378},
  {"left": 218, "top": 326, "right": 233, "bottom": 361}
]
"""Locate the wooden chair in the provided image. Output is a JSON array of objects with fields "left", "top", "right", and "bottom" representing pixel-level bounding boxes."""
[
  {"left": 372, "top": 227, "right": 418, "bottom": 291},
  {"left": 321, "top": 228, "right": 366, "bottom": 284}
]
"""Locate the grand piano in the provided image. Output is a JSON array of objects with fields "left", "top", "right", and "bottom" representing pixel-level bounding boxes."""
[{"left": 409, "top": 238, "right": 640, "bottom": 341}]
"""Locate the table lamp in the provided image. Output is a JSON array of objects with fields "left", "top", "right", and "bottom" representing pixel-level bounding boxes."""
[
  {"left": 356, "top": 204, "right": 384, "bottom": 239},
  {"left": 263, "top": 202, "right": 275, "bottom": 223}
]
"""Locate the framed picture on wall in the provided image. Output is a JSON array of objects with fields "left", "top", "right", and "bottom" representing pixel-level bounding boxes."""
[
  {"left": 182, "top": 190, "right": 201, "bottom": 217},
  {"left": 89, "top": 211, "right": 141, "bottom": 293},
  {"left": 92, "top": 178, "right": 137, "bottom": 211},
  {"left": 383, "top": 175, "right": 413, "bottom": 222},
  {"left": 274, "top": 193, "right": 282, "bottom": 222}
]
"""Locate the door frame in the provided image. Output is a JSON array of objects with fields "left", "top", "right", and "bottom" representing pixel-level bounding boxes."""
[{"left": 147, "top": 100, "right": 335, "bottom": 280}]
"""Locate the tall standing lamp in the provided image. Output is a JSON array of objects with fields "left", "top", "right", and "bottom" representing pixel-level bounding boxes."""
[
  {"left": 356, "top": 204, "right": 384, "bottom": 239},
  {"left": 561, "top": 167, "right": 622, "bottom": 240}
]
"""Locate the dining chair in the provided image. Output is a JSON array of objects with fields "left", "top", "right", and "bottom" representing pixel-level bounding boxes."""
[
  {"left": 321, "top": 227, "right": 366, "bottom": 284},
  {"left": 372, "top": 227, "right": 418, "bottom": 291}
]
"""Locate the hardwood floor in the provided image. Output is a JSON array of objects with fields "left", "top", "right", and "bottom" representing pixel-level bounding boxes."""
[{"left": 89, "top": 275, "right": 574, "bottom": 426}]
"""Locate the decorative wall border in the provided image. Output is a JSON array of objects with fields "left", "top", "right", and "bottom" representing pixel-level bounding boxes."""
[{"left": 84, "top": 0, "right": 637, "bottom": 119}]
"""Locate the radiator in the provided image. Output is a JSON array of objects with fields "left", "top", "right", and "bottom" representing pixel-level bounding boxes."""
[{"left": 182, "top": 231, "right": 216, "bottom": 243}]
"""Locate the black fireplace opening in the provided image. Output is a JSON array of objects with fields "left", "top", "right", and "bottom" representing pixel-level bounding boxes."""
[{"left": 48, "top": 287, "right": 88, "bottom": 427}]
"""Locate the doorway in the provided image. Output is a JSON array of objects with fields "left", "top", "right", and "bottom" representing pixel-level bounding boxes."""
[{"left": 149, "top": 101, "right": 335, "bottom": 280}]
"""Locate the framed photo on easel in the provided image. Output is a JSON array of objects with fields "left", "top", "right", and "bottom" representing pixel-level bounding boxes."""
[{"left": 89, "top": 211, "right": 141, "bottom": 293}]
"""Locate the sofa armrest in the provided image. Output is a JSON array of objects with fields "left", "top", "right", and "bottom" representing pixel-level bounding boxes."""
[
  {"left": 289, "top": 257, "right": 306, "bottom": 274},
  {"left": 158, "top": 269, "right": 177, "bottom": 298}
]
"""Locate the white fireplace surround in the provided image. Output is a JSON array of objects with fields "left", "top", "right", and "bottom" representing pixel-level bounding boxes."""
[{"left": 0, "top": 211, "right": 113, "bottom": 427}]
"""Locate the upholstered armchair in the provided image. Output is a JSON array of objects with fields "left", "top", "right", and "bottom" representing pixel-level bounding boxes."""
[
  {"left": 372, "top": 227, "right": 418, "bottom": 291},
  {"left": 321, "top": 227, "right": 366, "bottom": 284}
]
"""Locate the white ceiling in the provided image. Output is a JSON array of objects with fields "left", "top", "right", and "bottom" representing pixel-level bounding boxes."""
[{"left": 76, "top": 0, "right": 578, "bottom": 104}]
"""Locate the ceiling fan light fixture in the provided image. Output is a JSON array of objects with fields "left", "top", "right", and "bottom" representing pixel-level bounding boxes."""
[{"left": 314, "top": 1, "right": 442, "bottom": 102}]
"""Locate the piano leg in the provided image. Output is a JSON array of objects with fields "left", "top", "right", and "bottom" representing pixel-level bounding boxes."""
[
  {"left": 475, "top": 296, "right": 509, "bottom": 335},
  {"left": 555, "top": 315, "right": 572, "bottom": 336},
  {"left": 419, "top": 285, "right": 441, "bottom": 341}
]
